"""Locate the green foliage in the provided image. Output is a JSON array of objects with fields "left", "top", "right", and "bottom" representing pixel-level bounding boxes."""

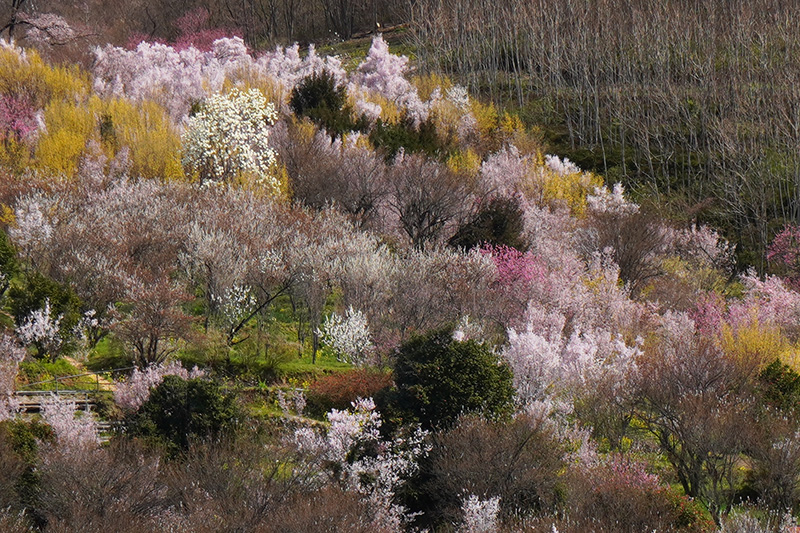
[
  {"left": 289, "top": 71, "right": 367, "bottom": 137},
  {"left": 0, "top": 419, "right": 54, "bottom": 523},
  {"left": 381, "top": 328, "right": 515, "bottom": 430},
  {"left": 8, "top": 271, "right": 80, "bottom": 328},
  {"left": 448, "top": 195, "right": 526, "bottom": 251},
  {"left": 18, "top": 358, "right": 81, "bottom": 388},
  {"left": 758, "top": 359, "right": 800, "bottom": 413},
  {"left": 127, "top": 376, "right": 238, "bottom": 454},
  {"left": 0, "top": 228, "right": 17, "bottom": 295},
  {"left": 7, "top": 270, "right": 81, "bottom": 360},
  {"left": 369, "top": 115, "right": 449, "bottom": 160},
  {"left": 0, "top": 420, "right": 54, "bottom": 465}
]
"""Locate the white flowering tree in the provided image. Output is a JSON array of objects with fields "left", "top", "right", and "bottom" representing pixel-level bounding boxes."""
[
  {"left": 16, "top": 299, "right": 63, "bottom": 361},
  {"left": 318, "top": 306, "right": 374, "bottom": 366},
  {"left": 293, "top": 398, "right": 430, "bottom": 531},
  {"left": 182, "top": 88, "right": 280, "bottom": 192}
]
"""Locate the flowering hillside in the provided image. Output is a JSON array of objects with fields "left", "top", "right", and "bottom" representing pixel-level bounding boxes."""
[{"left": 0, "top": 31, "right": 798, "bottom": 532}]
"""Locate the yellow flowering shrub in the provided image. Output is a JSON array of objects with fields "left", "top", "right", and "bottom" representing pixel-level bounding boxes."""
[
  {"left": 412, "top": 73, "right": 453, "bottom": 101},
  {"left": 35, "top": 95, "right": 184, "bottom": 180},
  {"left": 541, "top": 166, "right": 603, "bottom": 216},
  {"left": 446, "top": 148, "right": 480, "bottom": 180},
  {"left": 721, "top": 319, "right": 789, "bottom": 377},
  {"left": 0, "top": 45, "right": 89, "bottom": 108}
]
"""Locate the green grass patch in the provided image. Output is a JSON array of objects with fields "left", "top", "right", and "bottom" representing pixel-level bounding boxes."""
[
  {"left": 85, "top": 336, "right": 131, "bottom": 372},
  {"left": 17, "top": 358, "right": 95, "bottom": 390}
]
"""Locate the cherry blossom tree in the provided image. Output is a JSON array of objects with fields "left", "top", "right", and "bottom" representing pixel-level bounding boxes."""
[
  {"left": 114, "top": 360, "right": 205, "bottom": 412},
  {"left": 40, "top": 395, "right": 99, "bottom": 449}
]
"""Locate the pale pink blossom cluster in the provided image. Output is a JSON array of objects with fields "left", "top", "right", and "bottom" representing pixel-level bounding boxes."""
[
  {"left": 40, "top": 395, "right": 99, "bottom": 448},
  {"left": 503, "top": 308, "right": 641, "bottom": 409},
  {"left": 729, "top": 270, "right": 800, "bottom": 334},
  {"left": 92, "top": 40, "right": 216, "bottom": 120},
  {"left": 256, "top": 43, "right": 346, "bottom": 91},
  {"left": 9, "top": 197, "right": 53, "bottom": 260},
  {"left": 114, "top": 361, "right": 205, "bottom": 411},
  {"left": 352, "top": 35, "right": 427, "bottom": 125},
  {"left": 479, "top": 145, "right": 535, "bottom": 198}
]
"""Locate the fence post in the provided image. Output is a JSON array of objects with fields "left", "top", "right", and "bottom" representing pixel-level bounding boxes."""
[{"left": 55, "top": 377, "right": 59, "bottom": 395}]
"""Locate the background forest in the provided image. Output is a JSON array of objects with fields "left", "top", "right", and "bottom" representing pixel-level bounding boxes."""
[{"left": 0, "top": 1, "right": 800, "bottom": 532}]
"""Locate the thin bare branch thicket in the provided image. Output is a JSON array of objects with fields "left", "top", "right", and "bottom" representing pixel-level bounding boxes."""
[{"left": 410, "top": 0, "right": 800, "bottom": 265}]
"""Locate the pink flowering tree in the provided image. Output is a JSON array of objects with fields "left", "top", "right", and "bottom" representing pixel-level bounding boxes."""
[
  {"left": 39, "top": 395, "right": 99, "bottom": 449},
  {"left": 173, "top": 8, "right": 239, "bottom": 52},
  {"left": 0, "top": 93, "right": 37, "bottom": 143},
  {"left": 768, "top": 223, "right": 800, "bottom": 287},
  {"left": 114, "top": 360, "right": 205, "bottom": 412},
  {"left": 352, "top": 35, "right": 427, "bottom": 125}
]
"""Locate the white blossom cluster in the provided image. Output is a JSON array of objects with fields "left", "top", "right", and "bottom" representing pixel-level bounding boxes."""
[
  {"left": 293, "top": 398, "right": 430, "bottom": 531},
  {"left": 544, "top": 154, "right": 581, "bottom": 176},
  {"left": 318, "top": 306, "right": 374, "bottom": 366},
  {"left": 586, "top": 183, "right": 640, "bottom": 216},
  {"left": 16, "top": 299, "right": 63, "bottom": 357},
  {"left": 212, "top": 284, "right": 258, "bottom": 329},
  {"left": 182, "top": 88, "right": 279, "bottom": 192},
  {"left": 459, "top": 494, "right": 501, "bottom": 533}
]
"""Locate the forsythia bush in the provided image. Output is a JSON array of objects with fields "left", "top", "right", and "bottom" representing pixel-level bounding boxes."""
[
  {"left": 182, "top": 88, "right": 283, "bottom": 194},
  {"left": 35, "top": 95, "right": 183, "bottom": 179},
  {"left": 34, "top": 98, "right": 94, "bottom": 176},
  {"left": 0, "top": 43, "right": 89, "bottom": 109},
  {"left": 100, "top": 98, "right": 184, "bottom": 180}
]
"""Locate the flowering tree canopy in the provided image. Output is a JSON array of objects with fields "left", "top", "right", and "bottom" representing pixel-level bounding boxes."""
[{"left": 182, "top": 88, "right": 280, "bottom": 192}]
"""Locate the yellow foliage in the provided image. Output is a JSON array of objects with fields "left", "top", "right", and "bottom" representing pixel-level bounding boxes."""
[
  {"left": 0, "top": 137, "right": 32, "bottom": 174},
  {"left": 412, "top": 73, "right": 453, "bottom": 101},
  {"left": 373, "top": 93, "right": 401, "bottom": 125},
  {"left": 223, "top": 72, "right": 289, "bottom": 109},
  {"left": 446, "top": 149, "right": 480, "bottom": 180},
  {"left": 542, "top": 167, "right": 603, "bottom": 216},
  {"left": 0, "top": 204, "right": 14, "bottom": 225},
  {"left": 0, "top": 45, "right": 88, "bottom": 107},
  {"left": 470, "top": 99, "right": 499, "bottom": 140},
  {"left": 100, "top": 98, "right": 184, "bottom": 180},
  {"left": 498, "top": 112, "right": 542, "bottom": 154},
  {"left": 34, "top": 95, "right": 184, "bottom": 180},
  {"left": 0, "top": 46, "right": 89, "bottom": 174},
  {"left": 34, "top": 99, "right": 94, "bottom": 176},
  {"left": 721, "top": 320, "right": 788, "bottom": 377}
]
